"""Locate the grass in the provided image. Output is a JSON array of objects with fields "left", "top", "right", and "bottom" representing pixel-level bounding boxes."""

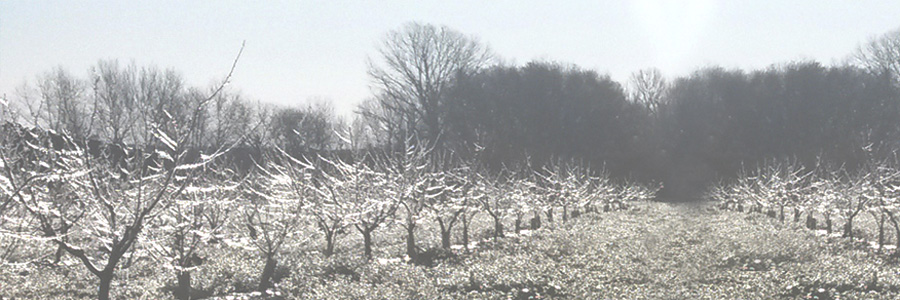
[{"left": 3, "top": 201, "right": 900, "bottom": 299}]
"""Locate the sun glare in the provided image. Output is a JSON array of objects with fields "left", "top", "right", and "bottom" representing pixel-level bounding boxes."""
[{"left": 632, "top": 0, "right": 716, "bottom": 71}]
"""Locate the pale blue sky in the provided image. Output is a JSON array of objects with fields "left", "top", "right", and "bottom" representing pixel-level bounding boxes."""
[{"left": 2, "top": 1, "right": 900, "bottom": 117}]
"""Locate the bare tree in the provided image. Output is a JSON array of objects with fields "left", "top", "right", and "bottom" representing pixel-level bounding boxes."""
[
  {"left": 355, "top": 96, "right": 405, "bottom": 148},
  {"left": 241, "top": 157, "right": 310, "bottom": 292},
  {"left": 334, "top": 152, "right": 395, "bottom": 259},
  {"left": 308, "top": 154, "right": 352, "bottom": 257},
  {"left": 629, "top": 68, "right": 668, "bottom": 113},
  {"left": 90, "top": 60, "right": 139, "bottom": 145},
  {"left": 381, "top": 138, "right": 433, "bottom": 260},
  {"left": 10, "top": 102, "right": 224, "bottom": 300},
  {"left": 5, "top": 45, "right": 243, "bottom": 300},
  {"left": 270, "top": 101, "right": 340, "bottom": 155},
  {"left": 536, "top": 158, "right": 594, "bottom": 224},
  {"left": 151, "top": 163, "right": 239, "bottom": 300},
  {"left": 203, "top": 90, "right": 255, "bottom": 149},
  {"left": 854, "top": 27, "right": 900, "bottom": 85},
  {"left": 453, "top": 155, "right": 485, "bottom": 251},
  {"left": 425, "top": 152, "right": 467, "bottom": 249},
  {"left": 30, "top": 67, "right": 93, "bottom": 140},
  {"left": 365, "top": 22, "right": 493, "bottom": 148},
  {"left": 477, "top": 168, "right": 516, "bottom": 240}
]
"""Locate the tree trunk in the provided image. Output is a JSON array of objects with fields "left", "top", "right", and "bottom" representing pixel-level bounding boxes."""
[
  {"left": 98, "top": 272, "right": 113, "bottom": 300},
  {"left": 562, "top": 206, "right": 568, "bottom": 223},
  {"left": 737, "top": 203, "right": 744, "bottom": 213},
  {"left": 461, "top": 216, "right": 470, "bottom": 252},
  {"left": 175, "top": 269, "right": 192, "bottom": 300},
  {"left": 324, "top": 231, "right": 335, "bottom": 257},
  {"left": 493, "top": 216, "right": 503, "bottom": 240},
  {"left": 435, "top": 226, "right": 449, "bottom": 250},
  {"left": 405, "top": 222, "right": 417, "bottom": 260},
  {"left": 546, "top": 208, "right": 554, "bottom": 224},
  {"left": 806, "top": 214, "right": 817, "bottom": 230},
  {"left": 53, "top": 225, "right": 69, "bottom": 264},
  {"left": 514, "top": 216, "right": 522, "bottom": 234},
  {"left": 258, "top": 255, "right": 277, "bottom": 292},
  {"left": 844, "top": 218, "right": 854, "bottom": 242},
  {"left": 793, "top": 207, "right": 801, "bottom": 223},
  {"left": 778, "top": 205, "right": 785, "bottom": 223},
  {"left": 53, "top": 245, "right": 66, "bottom": 264},
  {"left": 878, "top": 212, "right": 885, "bottom": 251},
  {"left": 890, "top": 215, "right": 900, "bottom": 250},
  {"left": 362, "top": 230, "right": 373, "bottom": 259},
  {"left": 825, "top": 216, "right": 833, "bottom": 233},
  {"left": 531, "top": 211, "right": 541, "bottom": 230}
]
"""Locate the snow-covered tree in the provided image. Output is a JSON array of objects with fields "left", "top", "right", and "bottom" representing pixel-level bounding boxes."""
[
  {"left": 380, "top": 139, "right": 433, "bottom": 260},
  {"left": 241, "top": 152, "right": 312, "bottom": 292},
  {"left": 424, "top": 152, "right": 467, "bottom": 250},
  {"left": 8, "top": 102, "right": 226, "bottom": 300},
  {"left": 477, "top": 167, "right": 517, "bottom": 240},
  {"left": 152, "top": 163, "right": 240, "bottom": 299},
  {"left": 325, "top": 152, "right": 395, "bottom": 259}
]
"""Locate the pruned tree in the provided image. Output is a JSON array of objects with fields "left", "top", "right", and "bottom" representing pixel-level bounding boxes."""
[
  {"left": 880, "top": 161, "right": 900, "bottom": 250},
  {"left": 10, "top": 97, "right": 226, "bottom": 300},
  {"left": 616, "top": 179, "right": 660, "bottom": 208},
  {"left": 452, "top": 155, "right": 485, "bottom": 251},
  {"left": 241, "top": 155, "right": 311, "bottom": 292},
  {"left": 508, "top": 171, "right": 538, "bottom": 233},
  {"left": 864, "top": 161, "right": 900, "bottom": 251},
  {"left": 536, "top": 158, "right": 595, "bottom": 223},
  {"left": 755, "top": 159, "right": 814, "bottom": 222},
  {"left": 477, "top": 167, "right": 516, "bottom": 240},
  {"left": 307, "top": 154, "right": 353, "bottom": 257},
  {"left": 151, "top": 164, "right": 239, "bottom": 300},
  {"left": 316, "top": 147, "right": 395, "bottom": 260},
  {"left": 3, "top": 45, "right": 242, "bottom": 300},
  {"left": 814, "top": 172, "right": 842, "bottom": 234},
  {"left": 380, "top": 137, "right": 434, "bottom": 260},
  {"left": 424, "top": 151, "right": 467, "bottom": 249},
  {"left": 836, "top": 169, "right": 874, "bottom": 242}
]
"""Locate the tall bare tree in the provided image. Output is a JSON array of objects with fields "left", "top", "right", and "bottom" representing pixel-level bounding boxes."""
[
  {"left": 90, "top": 60, "right": 138, "bottom": 145},
  {"left": 35, "top": 67, "right": 92, "bottom": 141},
  {"left": 855, "top": 27, "right": 900, "bottom": 85},
  {"left": 365, "top": 22, "right": 493, "bottom": 148},
  {"left": 630, "top": 68, "right": 668, "bottom": 113}
]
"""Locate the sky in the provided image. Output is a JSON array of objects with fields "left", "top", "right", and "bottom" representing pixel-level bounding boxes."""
[{"left": 2, "top": 1, "right": 900, "bottom": 117}]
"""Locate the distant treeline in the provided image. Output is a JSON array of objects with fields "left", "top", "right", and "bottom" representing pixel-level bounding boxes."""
[{"left": 4, "top": 23, "right": 899, "bottom": 198}]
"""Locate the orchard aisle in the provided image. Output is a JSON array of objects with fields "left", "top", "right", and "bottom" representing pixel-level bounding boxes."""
[{"left": 562, "top": 201, "right": 898, "bottom": 299}]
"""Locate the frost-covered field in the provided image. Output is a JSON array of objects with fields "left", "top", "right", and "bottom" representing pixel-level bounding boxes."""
[{"left": 3, "top": 201, "right": 898, "bottom": 299}]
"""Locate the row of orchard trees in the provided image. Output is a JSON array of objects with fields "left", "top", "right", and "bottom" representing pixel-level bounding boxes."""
[
  {"left": 247, "top": 141, "right": 659, "bottom": 286},
  {"left": 0, "top": 100, "right": 658, "bottom": 299},
  {"left": 708, "top": 157, "right": 900, "bottom": 250}
]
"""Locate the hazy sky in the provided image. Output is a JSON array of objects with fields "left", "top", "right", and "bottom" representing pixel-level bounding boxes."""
[{"left": 2, "top": 1, "right": 900, "bottom": 117}]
